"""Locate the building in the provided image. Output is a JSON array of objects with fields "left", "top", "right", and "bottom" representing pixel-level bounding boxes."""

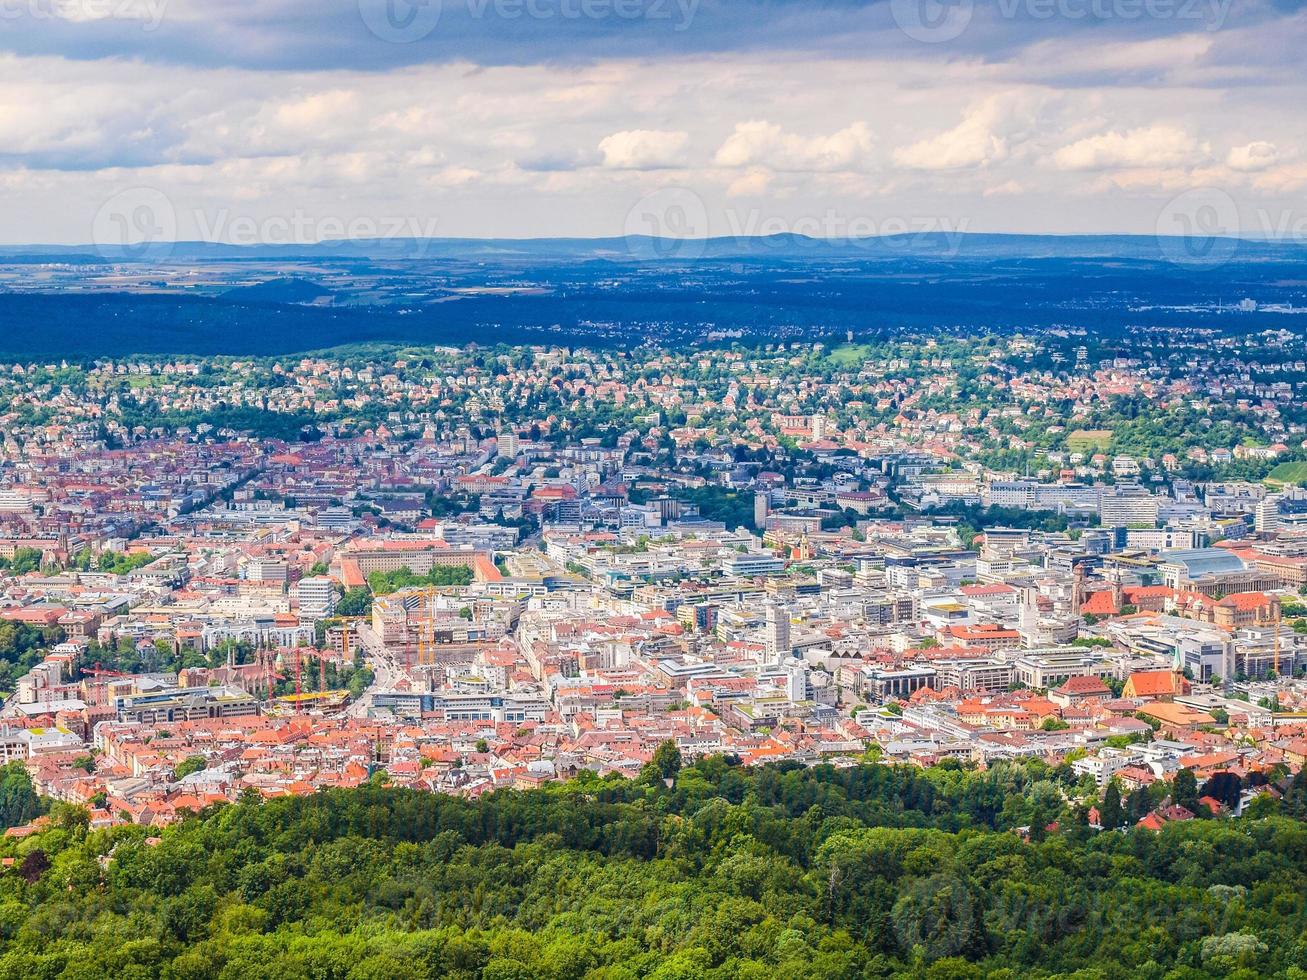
[
  {"left": 932, "top": 658, "right": 1015, "bottom": 693},
  {"left": 724, "top": 551, "right": 785, "bottom": 577},
  {"left": 1012, "top": 648, "right": 1118, "bottom": 689},
  {"left": 296, "top": 576, "right": 337, "bottom": 621},
  {"left": 1212, "top": 592, "right": 1278, "bottom": 629},
  {"left": 1099, "top": 487, "right": 1160, "bottom": 528},
  {"left": 242, "top": 557, "right": 289, "bottom": 584},
  {"left": 115, "top": 686, "right": 261, "bottom": 724},
  {"left": 1048, "top": 674, "right": 1112, "bottom": 708},
  {"left": 1157, "top": 548, "right": 1246, "bottom": 589},
  {"left": 1255, "top": 488, "right": 1307, "bottom": 533},
  {"left": 859, "top": 665, "right": 936, "bottom": 701},
  {"left": 764, "top": 602, "right": 791, "bottom": 663},
  {"left": 1122, "top": 670, "right": 1190, "bottom": 701}
]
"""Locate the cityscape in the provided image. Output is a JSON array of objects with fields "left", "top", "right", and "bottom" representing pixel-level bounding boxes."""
[
  {"left": 6, "top": 328, "right": 1307, "bottom": 819},
  {"left": 7, "top": 0, "right": 1307, "bottom": 975}
]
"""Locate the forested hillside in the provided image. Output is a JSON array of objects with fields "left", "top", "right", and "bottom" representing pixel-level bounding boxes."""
[{"left": 1, "top": 757, "right": 1304, "bottom": 979}]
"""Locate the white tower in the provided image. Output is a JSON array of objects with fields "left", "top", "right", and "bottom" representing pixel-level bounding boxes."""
[{"left": 764, "top": 602, "right": 791, "bottom": 664}]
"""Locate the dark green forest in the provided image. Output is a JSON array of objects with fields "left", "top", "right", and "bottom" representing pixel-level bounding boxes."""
[{"left": 1, "top": 756, "right": 1306, "bottom": 978}]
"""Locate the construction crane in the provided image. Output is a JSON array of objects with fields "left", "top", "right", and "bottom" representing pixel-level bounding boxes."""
[
  {"left": 341, "top": 620, "right": 354, "bottom": 661},
  {"left": 410, "top": 586, "right": 441, "bottom": 673}
]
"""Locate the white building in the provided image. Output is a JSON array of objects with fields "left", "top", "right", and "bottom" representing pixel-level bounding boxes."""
[
  {"left": 764, "top": 602, "right": 791, "bottom": 663},
  {"left": 296, "top": 576, "right": 338, "bottom": 620}
]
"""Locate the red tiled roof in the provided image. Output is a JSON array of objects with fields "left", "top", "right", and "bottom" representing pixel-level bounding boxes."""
[{"left": 1081, "top": 590, "right": 1118, "bottom": 616}]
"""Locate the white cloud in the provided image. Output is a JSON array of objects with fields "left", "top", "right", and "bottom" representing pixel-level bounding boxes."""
[
  {"left": 1051, "top": 126, "right": 1207, "bottom": 171},
  {"left": 892, "top": 99, "right": 1015, "bottom": 171},
  {"left": 725, "top": 167, "right": 772, "bottom": 197},
  {"left": 714, "top": 121, "right": 873, "bottom": 172},
  {"left": 1250, "top": 163, "right": 1307, "bottom": 195},
  {"left": 597, "top": 130, "right": 689, "bottom": 170},
  {"left": 4, "top": 37, "right": 1307, "bottom": 241},
  {"left": 1226, "top": 141, "right": 1279, "bottom": 172},
  {"left": 983, "top": 180, "right": 1024, "bottom": 197}
]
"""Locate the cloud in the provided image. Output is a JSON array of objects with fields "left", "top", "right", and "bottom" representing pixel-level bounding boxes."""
[
  {"left": 1226, "top": 140, "right": 1279, "bottom": 172},
  {"left": 892, "top": 99, "right": 1016, "bottom": 171},
  {"left": 597, "top": 129, "right": 689, "bottom": 169},
  {"left": 713, "top": 121, "right": 873, "bottom": 172},
  {"left": 725, "top": 167, "right": 772, "bottom": 197},
  {"left": 1051, "top": 125, "right": 1207, "bottom": 171},
  {"left": 0, "top": 0, "right": 891, "bottom": 72},
  {"left": 1250, "top": 163, "right": 1307, "bottom": 195},
  {"left": 983, "top": 179, "right": 1024, "bottom": 197},
  {"left": 4, "top": 11, "right": 1307, "bottom": 243}
]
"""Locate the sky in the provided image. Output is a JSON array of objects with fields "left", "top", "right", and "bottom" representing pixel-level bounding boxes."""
[{"left": 2, "top": 0, "right": 1306, "bottom": 244}]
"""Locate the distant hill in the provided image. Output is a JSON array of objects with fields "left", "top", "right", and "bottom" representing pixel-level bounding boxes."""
[
  {"left": 0, "top": 253, "right": 108, "bottom": 265},
  {"left": 2, "top": 240, "right": 1305, "bottom": 358},
  {"left": 5, "top": 233, "right": 1307, "bottom": 263}
]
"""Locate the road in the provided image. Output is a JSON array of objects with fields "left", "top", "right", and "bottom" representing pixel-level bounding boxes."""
[{"left": 346, "top": 621, "right": 408, "bottom": 718}]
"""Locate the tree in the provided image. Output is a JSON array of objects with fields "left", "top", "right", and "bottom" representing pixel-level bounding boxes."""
[
  {"left": 651, "top": 740, "right": 683, "bottom": 781},
  {"left": 18, "top": 849, "right": 49, "bottom": 883},
  {"left": 1125, "top": 787, "right": 1152, "bottom": 823},
  {"left": 0, "top": 761, "right": 46, "bottom": 829},
  {"left": 1100, "top": 781, "right": 1125, "bottom": 830},
  {"left": 336, "top": 587, "right": 372, "bottom": 617},
  {"left": 1201, "top": 772, "right": 1242, "bottom": 811},
  {"left": 173, "top": 756, "right": 207, "bottom": 781},
  {"left": 1172, "top": 768, "right": 1199, "bottom": 813}
]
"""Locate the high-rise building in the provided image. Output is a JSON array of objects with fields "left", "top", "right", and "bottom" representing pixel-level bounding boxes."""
[
  {"left": 764, "top": 601, "right": 791, "bottom": 663},
  {"left": 497, "top": 430, "right": 520, "bottom": 458},
  {"left": 754, "top": 491, "right": 769, "bottom": 530},
  {"left": 297, "top": 576, "right": 337, "bottom": 621}
]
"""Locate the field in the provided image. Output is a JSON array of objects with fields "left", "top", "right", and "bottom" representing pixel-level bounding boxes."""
[
  {"left": 1267, "top": 460, "right": 1307, "bottom": 486},
  {"left": 825, "top": 343, "right": 874, "bottom": 368},
  {"left": 1067, "top": 429, "right": 1114, "bottom": 452}
]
